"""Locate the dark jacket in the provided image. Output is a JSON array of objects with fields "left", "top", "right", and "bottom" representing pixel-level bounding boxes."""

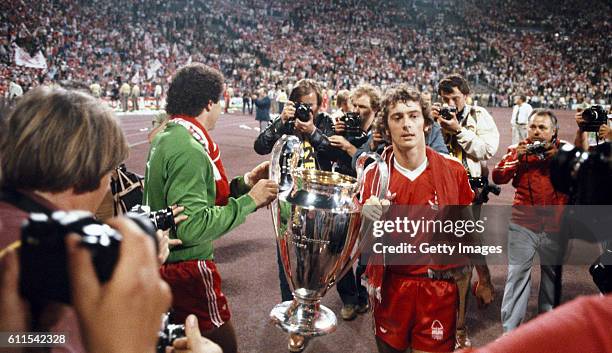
[
  {"left": 254, "top": 113, "right": 335, "bottom": 171},
  {"left": 323, "top": 130, "right": 369, "bottom": 177},
  {"left": 254, "top": 96, "right": 271, "bottom": 121}
]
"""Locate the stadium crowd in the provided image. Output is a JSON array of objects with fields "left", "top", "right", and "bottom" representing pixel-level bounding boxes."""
[
  {"left": 0, "top": 0, "right": 611, "bottom": 351},
  {"left": 1, "top": 0, "right": 610, "bottom": 109}
]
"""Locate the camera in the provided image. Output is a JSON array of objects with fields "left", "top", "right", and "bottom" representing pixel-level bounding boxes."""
[
  {"left": 580, "top": 105, "right": 608, "bottom": 132},
  {"left": 590, "top": 246, "right": 612, "bottom": 294},
  {"left": 131, "top": 204, "right": 176, "bottom": 231},
  {"left": 19, "top": 210, "right": 156, "bottom": 305},
  {"left": 293, "top": 102, "right": 313, "bottom": 122},
  {"left": 339, "top": 112, "right": 362, "bottom": 138},
  {"left": 551, "top": 142, "right": 611, "bottom": 205},
  {"left": 469, "top": 177, "right": 501, "bottom": 204},
  {"left": 525, "top": 140, "right": 548, "bottom": 160},
  {"left": 157, "top": 312, "right": 186, "bottom": 353},
  {"left": 439, "top": 105, "right": 457, "bottom": 120}
]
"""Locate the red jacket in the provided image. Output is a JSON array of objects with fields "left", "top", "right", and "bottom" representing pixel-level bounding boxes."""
[
  {"left": 459, "top": 294, "right": 612, "bottom": 353},
  {"left": 492, "top": 141, "right": 568, "bottom": 232}
]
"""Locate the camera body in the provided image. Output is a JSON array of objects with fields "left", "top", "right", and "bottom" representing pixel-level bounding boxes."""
[
  {"left": 440, "top": 106, "right": 457, "bottom": 120},
  {"left": 20, "top": 210, "right": 156, "bottom": 305},
  {"left": 551, "top": 142, "right": 611, "bottom": 205},
  {"left": 525, "top": 140, "right": 548, "bottom": 160},
  {"left": 590, "top": 246, "right": 612, "bottom": 294},
  {"left": 339, "top": 112, "right": 362, "bottom": 138},
  {"left": 131, "top": 204, "right": 176, "bottom": 231},
  {"left": 293, "top": 102, "right": 313, "bottom": 122},
  {"left": 580, "top": 105, "right": 608, "bottom": 132},
  {"left": 469, "top": 177, "right": 501, "bottom": 204},
  {"left": 157, "top": 312, "right": 186, "bottom": 353}
]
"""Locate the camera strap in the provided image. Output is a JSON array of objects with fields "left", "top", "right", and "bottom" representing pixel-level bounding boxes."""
[{"left": 0, "top": 188, "right": 53, "bottom": 215}]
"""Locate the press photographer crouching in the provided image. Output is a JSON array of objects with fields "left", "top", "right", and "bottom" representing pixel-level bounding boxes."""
[
  {"left": 0, "top": 87, "right": 219, "bottom": 353},
  {"left": 492, "top": 109, "right": 569, "bottom": 333}
]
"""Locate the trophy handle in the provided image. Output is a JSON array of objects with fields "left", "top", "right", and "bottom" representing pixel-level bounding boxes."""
[
  {"left": 355, "top": 152, "right": 389, "bottom": 200},
  {"left": 330, "top": 152, "right": 389, "bottom": 290},
  {"left": 269, "top": 134, "right": 303, "bottom": 191},
  {"left": 269, "top": 135, "right": 303, "bottom": 237}
]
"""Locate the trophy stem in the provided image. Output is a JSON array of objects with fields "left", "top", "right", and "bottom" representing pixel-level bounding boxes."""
[{"left": 269, "top": 295, "right": 337, "bottom": 337}]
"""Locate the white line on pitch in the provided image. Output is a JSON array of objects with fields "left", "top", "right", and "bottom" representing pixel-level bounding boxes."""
[{"left": 129, "top": 140, "right": 149, "bottom": 148}]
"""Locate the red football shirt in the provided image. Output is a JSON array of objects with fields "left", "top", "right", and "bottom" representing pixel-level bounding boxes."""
[{"left": 361, "top": 154, "right": 473, "bottom": 275}]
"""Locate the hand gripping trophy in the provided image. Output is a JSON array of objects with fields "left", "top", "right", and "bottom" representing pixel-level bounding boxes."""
[{"left": 268, "top": 135, "right": 389, "bottom": 339}]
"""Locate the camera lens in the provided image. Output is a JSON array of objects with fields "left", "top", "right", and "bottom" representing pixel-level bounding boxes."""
[
  {"left": 151, "top": 207, "right": 175, "bottom": 231},
  {"left": 294, "top": 103, "right": 312, "bottom": 122}
]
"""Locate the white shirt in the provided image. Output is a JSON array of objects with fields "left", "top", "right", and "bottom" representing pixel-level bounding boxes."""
[
  {"left": 453, "top": 105, "right": 500, "bottom": 178},
  {"left": 9, "top": 82, "right": 23, "bottom": 98},
  {"left": 510, "top": 102, "right": 533, "bottom": 125}
]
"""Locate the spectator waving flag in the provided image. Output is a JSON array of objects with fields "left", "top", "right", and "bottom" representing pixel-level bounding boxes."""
[{"left": 13, "top": 44, "right": 47, "bottom": 70}]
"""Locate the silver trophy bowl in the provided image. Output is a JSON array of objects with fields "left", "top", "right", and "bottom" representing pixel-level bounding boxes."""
[{"left": 269, "top": 135, "right": 388, "bottom": 337}]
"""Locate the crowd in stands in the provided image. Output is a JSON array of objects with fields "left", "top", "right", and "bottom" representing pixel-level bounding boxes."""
[{"left": 1, "top": 0, "right": 610, "bottom": 109}]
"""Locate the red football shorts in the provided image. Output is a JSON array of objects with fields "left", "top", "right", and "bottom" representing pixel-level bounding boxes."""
[
  {"left": 374, "top": 272, "right": 457, "bottom": 352},
  {"left": 160, "top": 260, "right": 231, "bottom": 331}
]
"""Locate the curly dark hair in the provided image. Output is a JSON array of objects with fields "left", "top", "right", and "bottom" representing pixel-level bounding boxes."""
[
  {"left": 437, "top": 74, "right": 470, "bottom": 95},
  {"left": 379, "top": 85, "right": 431, "bottom": 136},
  {"left": 166, "top": 63, "right": 224, "bottom": 117}
]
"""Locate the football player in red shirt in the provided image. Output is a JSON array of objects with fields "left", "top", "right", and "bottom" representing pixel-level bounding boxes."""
[{"left": 360, "top": 85, "right": 475, "bottom": 353}]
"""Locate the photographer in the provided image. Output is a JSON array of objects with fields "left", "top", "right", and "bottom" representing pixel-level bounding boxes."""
[
  {"left": 433, "top": 74, "right": 500, "bottom": 198},
  {"left": 253, "top": 79, "right": 356, "bottom": 352},
  {"left": 574, "top": 103, "right": 611, "bottom": 151},
  {"left": 492, "top": 109, "right": 569, "bottom": 333},
  {"left": 327, "top": 84, "right": 381, "bottom": 177},
  {"left": 433, "top": 74, "right": 498, "bottom": 348},
  {"left": 324, "top": 84, "right": 383, "bottom": 321},
  {"left": 254, "top": 79, "right": 335, "bottom": 170},
  {"left": 144, "top": 63, "right": 278, "bottom": 353},
  {"left": 0, "top": 86, "right": 146, "bottom": 352},
  {"left": 330, "top": 89, "right": 352, "bottom": 121}
]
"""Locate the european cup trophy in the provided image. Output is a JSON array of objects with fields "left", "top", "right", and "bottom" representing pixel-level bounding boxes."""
[{"left": 268, "top": 135, "right": 389, "bottom": 337}]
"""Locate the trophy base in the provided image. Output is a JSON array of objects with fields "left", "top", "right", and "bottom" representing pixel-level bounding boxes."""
[{"left": 270, "top": 297, "right": 337, "bottom": 337}]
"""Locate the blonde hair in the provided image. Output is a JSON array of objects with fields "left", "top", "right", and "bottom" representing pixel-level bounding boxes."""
[
  {"left": 0, "top": 87, "right": 128, "bottom": 194},
  {"left": 336, "top": 89, "right": 351, "bottom": 107},
  {"left": 351, "top": 84, "right": 382, "bottom": 113}
]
